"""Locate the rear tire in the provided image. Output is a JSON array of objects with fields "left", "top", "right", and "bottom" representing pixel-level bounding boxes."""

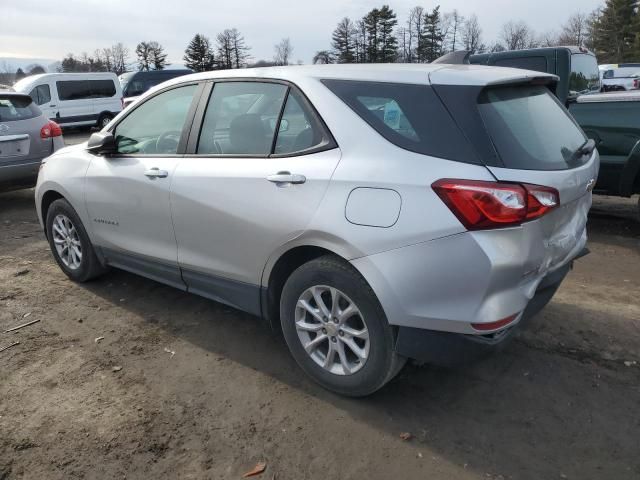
[
  {"left": 46, "top": 198, "right": 107, "bottom": 282},
  {"left": 280, "top": 255, "right": 406, "bottom": 397}
]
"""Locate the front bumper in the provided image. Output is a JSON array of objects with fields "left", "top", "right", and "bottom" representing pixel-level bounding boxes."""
[{"left": 393, "top": 259, "right": 574, "bottom": 366}]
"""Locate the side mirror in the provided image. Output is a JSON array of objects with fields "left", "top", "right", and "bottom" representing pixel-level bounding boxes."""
[
  {"left": 87, "top": 131, "right": 116, "bottom": 155},
  {"left": 279, "top": 118, "right": 290, "bottom": 132}
]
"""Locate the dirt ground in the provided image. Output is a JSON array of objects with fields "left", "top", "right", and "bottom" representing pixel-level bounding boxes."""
[{"left": 1, "top": 175, "right": 639, "bottom": 478}]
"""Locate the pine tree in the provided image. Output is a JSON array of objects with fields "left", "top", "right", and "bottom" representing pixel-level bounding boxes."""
[
  {"left": 364, "top": 8, "right": 381, "bottom": 62},
  {"left": 362, "top": 5, "right": 398, "bottom": 63},
  {"left": 135, "top": 42, "right": 152, "bottom": 71},
  {"left": 591, "top": 0, "right": 638, "bottom": 63},
  {"left": 419, "top": 6, "right": 444, "bottom": 62},
  {"left": 378, "top": 5, "right": 398, "bottom": 62},
  {"left": 149, "top": 42, "right": 168, "bottom": 70},
  {"left": 183, "top": 34, "right": 216, "bottom": 72},
  {"left": 332, "top": 17, "right": 357, "bottom": 63}
]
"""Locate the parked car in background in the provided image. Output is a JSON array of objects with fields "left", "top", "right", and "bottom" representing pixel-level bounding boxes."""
[
  {"left": 13, "top": 72, "right": 123, "bottom": 129},
  {"left": 119, "top": 69, "right": 192, "bottom": 107},
  {"left": 471, "top": 46, "right": 601, "bottom": 104},
  {"left": 0, "top": 91, "right": 63, "bottom": 192},
  {"left": 35, "top": 64, "right": 597, "bottom": 396},
  {"left": 599, "top": 64, "right": 640, "bottom": 91},
  {"left": 569, "top": 91, "right": 640, "bottom": 203}
]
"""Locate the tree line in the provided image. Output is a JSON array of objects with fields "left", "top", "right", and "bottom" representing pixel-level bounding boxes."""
[{"left": 4, "top": 0, "right": 639, "bottom": 82}]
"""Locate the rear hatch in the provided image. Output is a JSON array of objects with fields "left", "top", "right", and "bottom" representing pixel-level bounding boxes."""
[
  {"left": 0, "top": 94, "right": 51, "bottom": 167},
  {"left": 431, "top": 74, "right": 599, "bottom": 274}
]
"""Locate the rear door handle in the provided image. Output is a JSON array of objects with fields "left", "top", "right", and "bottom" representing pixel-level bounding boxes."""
[
  {"left": 144, "top": 168, "right": 169, "bottom": 179},
  {"left": 266, "top": 171, "right": 306, "bottom": 185}
]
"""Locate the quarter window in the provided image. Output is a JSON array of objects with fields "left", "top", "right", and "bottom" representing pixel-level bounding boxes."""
[
  {"left": 197, "top": 82, "right": 288, "bottom": 155},
  {"left": 113, "top": 85, "right": 197, "bottom": 155},
  {"left": 274, "top": 89, "right": 332, "bottom": 155}
]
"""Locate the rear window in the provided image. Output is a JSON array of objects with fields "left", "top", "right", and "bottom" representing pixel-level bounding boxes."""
[
  {"left": 322, "top": 79, "right": 479, "bottom": 163},
  {"left": 570, "top": 54, "right": 600, "bottom": 95},
  {"left": 0, "top": 95, "right": 40, "bottom": 122},
  {"left": 494, "top": 56, "right": 548, "bottom": 73},
  {"left": 478, "top": 85, "right": 587, "bottom": 171}
]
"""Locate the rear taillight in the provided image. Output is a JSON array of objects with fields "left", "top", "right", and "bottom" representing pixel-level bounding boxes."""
[
  {"left": 432, "top": 179, "right": 559, "bottom": 230},
  {"left": 634, "top": 79, "right": 639, "bottom": 89},
  {"left": 40, "top": 120, "right": 63, "bottom": 139}
]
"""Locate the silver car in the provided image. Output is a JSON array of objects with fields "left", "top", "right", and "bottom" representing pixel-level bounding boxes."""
[
  {"left": 35, "top": 65, "right": 598, "bottom": 396},
  {"left": 1, "top": 91, "right": 64, "bottom": 191}
]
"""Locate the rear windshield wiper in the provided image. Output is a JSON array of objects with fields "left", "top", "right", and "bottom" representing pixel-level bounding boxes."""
[{"left": 576, "top": 138, "right": 596, "bottom": 157}]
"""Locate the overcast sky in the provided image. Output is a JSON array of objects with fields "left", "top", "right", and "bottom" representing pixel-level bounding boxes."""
[{"left": 1, "top": 0, "right": 603, "bottom": 67}]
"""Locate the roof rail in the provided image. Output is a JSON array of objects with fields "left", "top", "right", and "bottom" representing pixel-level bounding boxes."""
[{"left": 432, "top": 50, "right": 471, "bottom": 65}]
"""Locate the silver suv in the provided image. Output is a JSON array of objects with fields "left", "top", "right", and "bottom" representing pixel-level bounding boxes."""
[
  {"left": 1, "top": 91, "right": 64, "bottom": 192},
  {"left": 35, "top": 65, "right": 598, "bottom": 396}
]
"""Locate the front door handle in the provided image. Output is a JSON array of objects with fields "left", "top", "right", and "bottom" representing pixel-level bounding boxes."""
[
  {"left": 266, "top": 171, "right": 306, "bottom": 186},
  {"left": 144, "top": 168, "right": 169, "bottom": 179}
]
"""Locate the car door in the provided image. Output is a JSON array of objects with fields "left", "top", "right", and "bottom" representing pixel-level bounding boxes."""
[
  {"left": 84, "top": 83, "right": 202, "bottom": 288},
  {"left": 171, "top": 81, "right": 340, "bottom": 314}
]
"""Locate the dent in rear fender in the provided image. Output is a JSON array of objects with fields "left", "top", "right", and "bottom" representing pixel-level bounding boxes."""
[{"left": 350, "top": 230, "right": 549, "bottom": 334}]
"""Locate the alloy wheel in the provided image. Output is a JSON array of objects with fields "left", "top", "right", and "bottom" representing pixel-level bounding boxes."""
[
  {"left": 52, "top": 214, "right": 82, "bottom": 270},
  {"left": 295, "top": 285, "right": 370, "bottom": 375}
]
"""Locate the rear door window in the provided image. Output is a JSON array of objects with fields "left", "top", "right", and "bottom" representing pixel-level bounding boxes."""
[
  {"left": 322, "top": 79, "right": 477, "bottom": 162},
  {"left": 197, "top": 82, "right": 287, "bottom": 155},
  {"left": 478, "top": 85, "right": 587, "bottom": 171},
  {"left": 0, "top": 95, "right": 40, "bottom": 121}
]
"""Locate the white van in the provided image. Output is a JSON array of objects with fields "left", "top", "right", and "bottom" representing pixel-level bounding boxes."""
[{"left": 13, "top": 73, "right": 123, "bottom": 129}]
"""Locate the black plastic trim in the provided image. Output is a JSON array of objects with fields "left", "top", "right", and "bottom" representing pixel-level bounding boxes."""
[
  {"left": 181, "top": 268, "right": 262, "bottom": 317},
  {"left": 101, "top": 247, "right": 186, "bottom": 291},
  {"left": 395, "top": 261, "right": 572, "bottom": 367}
]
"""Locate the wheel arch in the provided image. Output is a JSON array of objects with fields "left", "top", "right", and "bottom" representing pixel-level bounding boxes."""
[
  {"left": 40, "top": 190, "right": 66, "bottom": 238},
  {"left": 262, "top": 244, "right": 355, "bottom": 331}
]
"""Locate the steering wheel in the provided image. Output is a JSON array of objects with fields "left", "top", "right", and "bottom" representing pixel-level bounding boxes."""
[{"left": 155, "top": 131, "right": 182, "bottom": 154}]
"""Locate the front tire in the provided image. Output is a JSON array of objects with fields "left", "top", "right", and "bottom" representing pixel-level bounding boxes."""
[
  {"left": 280, "top": 255, "right": 405, "bottom": 397},
  {"left": 46, "top": 198, "right": 107, "bottom": 282}
]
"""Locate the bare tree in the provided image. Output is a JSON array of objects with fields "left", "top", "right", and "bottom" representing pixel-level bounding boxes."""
[
  {"left": 538, "top": 30, "right": 560, "bottom": 47},
  {"left": 462, "top": 14, "right": 483, "bottom": 53},
  {"left": 111, "top": 42, "right": 130, "bottom": 75},
  {"left": 397, "top": 27, "right": 410, "bottom": 62},
  {"left": 558, "top": 12, "right": 590, "bottom": 47},
  {"left": 405, "top": 6, "right": 425, "bottom": 63},
  {"left": 500, "top": 20, "right": 538, "bottom": 50},
  {"left": 274, "top": 38, "right": 293, "bottom": 66},
  {"left": 446, "top": 10, "right": 465, "bottom": 52}
]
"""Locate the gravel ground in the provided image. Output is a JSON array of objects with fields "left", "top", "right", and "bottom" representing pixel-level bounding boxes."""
[{"left": 1, "top": 136, "right": 639, "bottom": 479}]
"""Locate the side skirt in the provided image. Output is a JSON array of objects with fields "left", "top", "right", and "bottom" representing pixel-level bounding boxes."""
[{"left": 99, "top": 247, "right": 263, "bottom": 318}]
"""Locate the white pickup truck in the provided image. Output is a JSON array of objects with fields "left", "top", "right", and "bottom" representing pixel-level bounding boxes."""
[{"left": 600, "top": 64, "right": 640, "bottom": 92}]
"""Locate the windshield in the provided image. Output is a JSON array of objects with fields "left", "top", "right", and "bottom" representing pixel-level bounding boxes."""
[
  {"left": 570, "top": 54, "right": 600, "bottom": 96},
  {"left": 478, "top": 85, "right": 588, "bottom": 171}
]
